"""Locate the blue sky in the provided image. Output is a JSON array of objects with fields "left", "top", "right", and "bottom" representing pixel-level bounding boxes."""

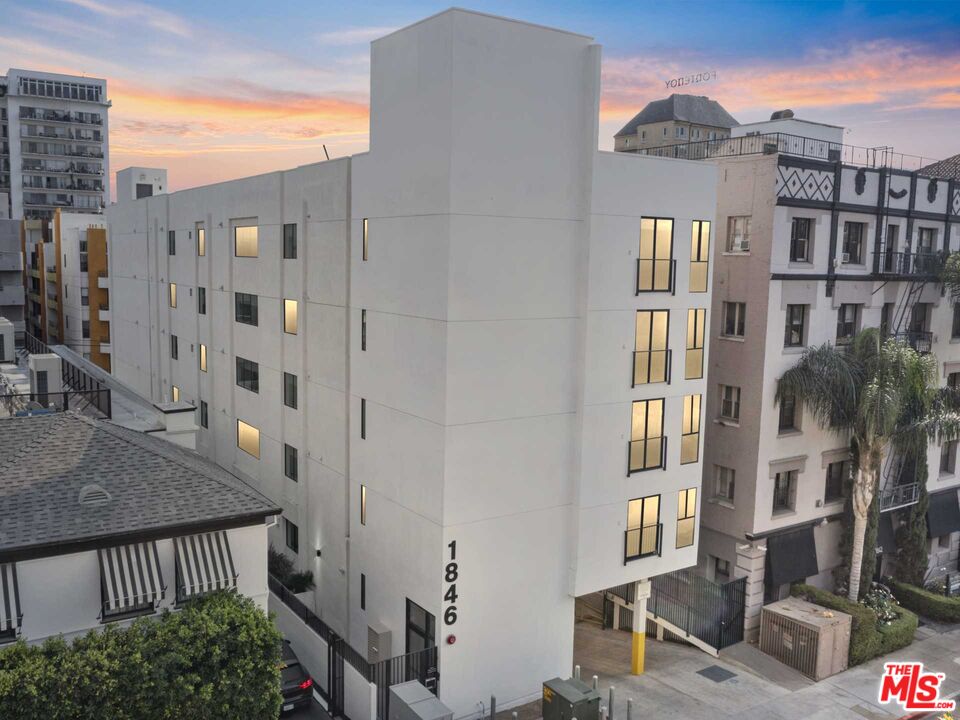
[{"left": 3, "top": 0, "right": 958, "bottom": 191}]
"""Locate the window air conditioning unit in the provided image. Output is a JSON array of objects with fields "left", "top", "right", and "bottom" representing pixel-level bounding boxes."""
[
  {"left": 841, "top": 253, "right": 851, "bottom": 264},
  {"left": 733, "top": 238, "right": 750, "bottom": 252}
]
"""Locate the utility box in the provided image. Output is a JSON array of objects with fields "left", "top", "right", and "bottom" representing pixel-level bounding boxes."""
[
  {"left": 759, "top": 597, "right": 851, "bottom": 680},
  {"left": 389, "top": 681, "right": 451, "bottom": 720},
  {"left": 542, "top": 677, "right": 600, "bottom": 720},
  {"left": 368, "top": 621, "right": 392, "bottom": 663}
]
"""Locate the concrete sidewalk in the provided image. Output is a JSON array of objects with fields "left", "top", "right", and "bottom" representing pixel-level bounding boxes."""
[{"left": 571, "top": 620, "right": 960, "bottom": 720}]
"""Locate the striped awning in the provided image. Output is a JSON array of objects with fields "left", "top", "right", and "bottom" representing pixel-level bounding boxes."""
[
  {"left": 175, "top": 532, "right": 237, "bottom": 599},
  {"left": 0, "top": 563, "right": 22, "bottom": 634},
  {"left": 98, "top": 542, "right": 165, "bottom": 613}
]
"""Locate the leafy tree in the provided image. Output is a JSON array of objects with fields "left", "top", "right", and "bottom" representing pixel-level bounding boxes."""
[{"left": 777, "top": 328, "right": 959, "bottom": 601}]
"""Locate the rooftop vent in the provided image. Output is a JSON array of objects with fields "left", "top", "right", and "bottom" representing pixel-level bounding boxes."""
[
  {"left": 770, "top": 109, "right": 795, "bottom": 120},
  {"left": 79, "top": 483, "right": 112, "bottom": 507}
]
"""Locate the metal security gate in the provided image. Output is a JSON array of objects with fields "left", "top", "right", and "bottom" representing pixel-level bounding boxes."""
[
  {"left": 650, "top": 570, "right": 746, "bottom": 651},
  {"left": 328, "top": 634, "right": 345, "bottom": 718},
  {"left": 372, "top": 646, "right": 439, "bottom": 720}
]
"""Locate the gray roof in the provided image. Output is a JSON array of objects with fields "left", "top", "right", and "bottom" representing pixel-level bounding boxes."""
[
  {"left": 919, "top": 153, "right": 960, "bottom": 180},
  {"left": 615, "top": 94, "right": 740, "bottom": 138},
  {"left": 0, "top": 412, "right": 280, "bottom": 558}
]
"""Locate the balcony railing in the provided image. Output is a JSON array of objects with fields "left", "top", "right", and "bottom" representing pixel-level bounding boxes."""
[
  {"left": 879, "top": 482, "right": 921, "bottom": 511},
  {"left": 878, "top": 250, "right": 945, "bottom": 277},
  {"left": 893, "top": 330, "right": 933, "bottom": 354},
  {"left": 624, "top": 523, "right": 663, "bottom": 563}
]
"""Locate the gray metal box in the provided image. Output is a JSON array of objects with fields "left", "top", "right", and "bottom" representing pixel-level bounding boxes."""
[
  {"left": 389, "top": 681, "right": 452, "bottom": 720},
  {"left": 542, "top": 677, "right": 600, "bottom": 720}
]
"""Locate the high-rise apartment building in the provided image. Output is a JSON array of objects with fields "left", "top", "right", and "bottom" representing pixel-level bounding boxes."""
[
  {"left": 106, "top": 9, "right": 716, "bottom": 714},
  {"left": 0, "top": 69, "right": 110, "bottom": 220},
  {"left": 22, "top": 210, "right": 111, "bottom": 370},
  {"left": 618, "top": 114, "right": 960, "bottom": 638}
]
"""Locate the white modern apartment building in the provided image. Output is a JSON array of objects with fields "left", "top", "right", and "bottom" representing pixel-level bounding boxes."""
[
  {"left": 635, "top": 116, "right": 960, "bottom": 638},
  {"left": 106, "top": 9, "right": 716, "bottom": 714},
  {"left": 0, "top": 69, "right": 110, "bottom": 220}
]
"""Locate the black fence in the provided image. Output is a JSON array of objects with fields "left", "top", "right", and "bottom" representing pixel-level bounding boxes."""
[
  {"left": 268, "top": 574, "right": 439, "bottom": 720},
  {"left": 1, "top": 389, "right": 111, "bottom": 417},
  {"left": 650, "top": 569, "right": 746, "bottom": 651},
  {"left": 21, "top": 332, "right": 112, "bottom": 418}
]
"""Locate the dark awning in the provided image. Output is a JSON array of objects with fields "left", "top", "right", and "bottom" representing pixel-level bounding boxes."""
[
  {"left": 765, "top": 525, "right": 819, "bottom": 586},
  {"left": 878, "top": 513, "right": 898, "bottom": 553},
  {"left": 0, "top": 563, "right": 21, "bottom": 635},
  {"left": 927, "top": 490, "right": 960, "bottom": 538}
]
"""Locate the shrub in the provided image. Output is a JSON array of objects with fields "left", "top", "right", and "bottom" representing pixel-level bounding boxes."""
[
  {"left": 268, "top": 544, "right": 315, "bottom": 593},
  {"left": 0, "top": 591, "right": 282, "bottom": 720},
  {"left": 878, "top": 605, "right": 918, "bottom": 655},
  {"left": 887, "top": 579, "right": 960, "bottom": 623}
]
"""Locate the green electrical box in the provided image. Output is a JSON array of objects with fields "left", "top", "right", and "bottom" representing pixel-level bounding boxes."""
[{"left": 542, "top": 677, "right": 600, "bottom": 720}]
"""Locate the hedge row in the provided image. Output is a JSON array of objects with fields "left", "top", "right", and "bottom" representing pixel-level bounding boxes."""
[
  {"left": 887, "top": 580, "right": 960, "bottom": 623},
  {"left": 791, "top": 584, "right": 917, "bottom": 665},
  {"left": 0, "top": 591, "right": 282, "bottom": 720}
]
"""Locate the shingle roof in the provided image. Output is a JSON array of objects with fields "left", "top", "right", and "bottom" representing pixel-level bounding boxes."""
[
  {"left": 0, "top": 412, "right": 280, "bottom": 557},
  {"left": 919, "top": 153, "right": 960, "bottom": 180},
  {"left": 615, "top": 94, "right": 740, "bottom": 138}
]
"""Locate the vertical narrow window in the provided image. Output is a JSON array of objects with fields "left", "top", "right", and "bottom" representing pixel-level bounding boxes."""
[
  {"left": 625, "top": 495, "right": 661, "bottom": 561},
  {"left": 680, "top": 394, "right": 701, "bottom": 464},
  {"left": 825, "top": 460, "right": 847, "bottom": 503},
  {"left": 361, "top": 309, "right": 367, "bottom": 351},
  {"left": 167, "top": 229, "right": 175, "bottom": 256},
  {"left": 784, "top": 305, "right": 807, "bottom": 347},
  {"left": 689, "top": 220, "right": 710, "bottom": 292},
  {"left": 198, "top": 287, "right": 206, "bottom": 315},
  {"left": 197, "top": 226, "right": 206, "bottom": 256},
  {"left": 360, "top": 398, "right": 366, "bottom": 439},
  {"left": 237, "top": 419, "right": 260, "bottom": 458},
  {"left": 169, "top": 283, "right": 177, "bottom": 308},
  {"left": 836, "top": 303, "right": 860, "bottom": 344},
  {"left": 283, "top": 372, "right": 298, "bottom": 409},
  {"left": 283, "top": 223, "right": 297, "bottom": 259},
  {"left": 362, "top": 218, "right": 369, "bottom": 261},
  {"left": 284, "top": 518, "right": 299, "bottom": 553},
  {"left": 842, "top": 222, "right": 864, "bottom": 264},
  {"left": 676, "top": 488, "right": 697, "bottom": 548},
  {"left": 199, "top": 343, "right": 207, "bottom": 372},
  {"left": 721, "top": 302, "right": 745, "bottom": 338},
  {"left": 633, "top": 310, "right": 669, "bottom": 386},
  {"left": 685, "top": 308, "right": 706, "bottom": 379},
  {"left": 284, "top": 299, "right": 298, "bottom": 334},
  {"left": 719, "top": 385, "right": 741, "bottom": 421},
  {"left": 170, "top": 334, "right": 178, "bottom": 360},
  {"left": 234, "top": 225, "right": 258, "bottom": 257},
  {"left": 637, "top": 218, "right": 674, "bottom": 293},
  {"left": 790, "top": 218, "right": 811, "bottom": 262},
  {"left": 284, "top": 443, "right": 298, "bottom": 482},
  {"left": 171, "top": 385, "right": 180, "bottom": 402},
  {"left": 727, "top": 216, "right": 751, "bottom": 252},
  {"left": 199, "top": 400, "right": 208, "bottom": 429},
  {"left": 360, "top": 573, "right": 366, "bottom": 610},
  {"left": 714, "top": 466, "right": 735, "bottom": 503},
  {"left": 360, "top": 484, "right": 367, "bottom": 525},
  {"left": 773, "top": 471, "right": 797, "bottom": 513},
  {"left": 952, "top": 304, "right": 960, "bottom": 340},
  {"left": 629, "top": 399, "right": 664, "bottom": 473},
  {"left": 778, "top": 390, "right": 798, "bottom": 432}
]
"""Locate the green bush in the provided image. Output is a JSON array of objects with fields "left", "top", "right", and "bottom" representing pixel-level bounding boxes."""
[
  {"left": 887, "top": 579, "right": 960, "bottom": 623},
  {"left": 0, "top": 591, "right": 282, "bottom": 720},
  {"left": 268, "top": 545, "right": 315, "bottom": 593},
  {"left": 878, "top": 606, "right": 918, "bottom": 655},
  {"left": 792, "top": 584, "right": 883, "bottom": 665}
]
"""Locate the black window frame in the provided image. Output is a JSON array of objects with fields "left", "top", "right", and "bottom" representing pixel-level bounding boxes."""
[
  {"left": 235, "top": 356, "right": 259, "bottom": 393},
  {"left": 773, "top": 470, "right": 796, "bottom": 513},
  {"left": 361, "top": 309, "right": 367, "bottom": 351},
  {"left": 283, "top": 372, "right": 298, "bottom": 410},
  {"left": 405, "top": 598, "right": 436, "bottom": 654},
  {"left": 836, "top": 303, "right": 860, "bottom": 344},
  {"left": 284, "top": 443, "right": 298, "bottom": 482},
  {"left": 842, "top": 222, "right": 864, "bottom": 264},
  {"left": 720, "top": 385, "right": 740, "bottom": 421},
  {"left": 952, "top": 304, "right": 960, "bottom": 340},
  {"left": 283, "top": 223, "right": 297, "bottom": 259},
  {"left": 360, "top": 573, "right": 366, "bottom": 610},
  {"left": 234, "top": 292, "right": 259, "bottom": 326},
  {"left": 167, "top": 229, "right": 175, "bottom": 256},
  {"left": 284, "top": 518, "right": 299, "bottom": 554},
  {"left": 199, "top": 400, "right": 208, "bottom": 429},
  {"left": 197, "top": 286, "right": 206, "bottom": 315},
  {"left": 721, "top": 301, "right": 745, "bottom": 338},
  {"left": 784, "top": 304, "right": 806, "bottom": 347},
  {"left": 790, "top": 217, "right": 812, "bottom": 262},
  {"left": 170, "top": 334, "right": 178, "bottom": 360}
]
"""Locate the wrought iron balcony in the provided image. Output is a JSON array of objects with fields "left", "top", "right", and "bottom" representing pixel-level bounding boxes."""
[
  {"left": 893, "top": 330, "right": 933, "bottom": 354},
  {"left": 879, "top": 481, "right": 921, "bottom": 511},
  {"left": 877, "top": 250, "right": 945, "bottom": 278}
]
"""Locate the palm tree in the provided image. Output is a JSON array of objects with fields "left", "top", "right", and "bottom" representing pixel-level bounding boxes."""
[{"left": 775, "top": 328, "right": 957, "bottom": 601}]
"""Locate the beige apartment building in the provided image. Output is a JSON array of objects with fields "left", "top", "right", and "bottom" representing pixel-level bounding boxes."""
[
  {"left": 619, "top": 115, "right": 960, "bottom": 638},
  {"left": 614, "top": 93, "right": 738, "bottom": 153}
]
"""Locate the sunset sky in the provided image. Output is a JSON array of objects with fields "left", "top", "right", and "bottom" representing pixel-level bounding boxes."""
[{"left": 4, "top": 0, "right": 960, "bottom": 196}]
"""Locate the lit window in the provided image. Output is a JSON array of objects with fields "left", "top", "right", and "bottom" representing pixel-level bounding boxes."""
[
  {"left": 360, "top": 484, "right": 367, "bottom": 525},
  {"left": 197, "top": 225, "right": 206, "bottom": 257},
  {"left": 676, "top": 488, "right": 697, "bottom": 548},
  {"left": 199, "top": 343, "right": 207, "bottom": 372},
  {"left": 690, "top": 220, "right": 710, "bottom": 292},
  {"left": 625, "top": 495, "right": 660, "bottom": 561},
  {"left": 171, "top": 385, "right": 180, "bottom": 402},
  {"left": 234, "top": 225, "right": 258, "bottom": 257},
  {"left": 629, "top": 399, "right": 664, "bottom": 473},
  {"left": 680, "top": 394, "right": 701, "bottom": 464},
  {"left": 362, "top": 218, "right": 369, "bottom": 261},
  {"left": 685, "top": 308, "right": 706, "bottom": 379},
  {"left": 633, "top": 310, "right": 669, "bottom": 386},
  {"left": 237, "top": 419, "right": 260, "bottom": 458},
  {"left": 169, "top": 283, "right": 177, "bottom": 308},
  {"left": 637, "top": 218, "right": 674, "bottom": 293},
  {"left": 284, "top": 299, "right": 298, "bottom": 334}
]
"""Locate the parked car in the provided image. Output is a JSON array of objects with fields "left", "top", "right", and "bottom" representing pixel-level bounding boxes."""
[{"left": 280, "top": 641, "right": 314, "bottom": 714}]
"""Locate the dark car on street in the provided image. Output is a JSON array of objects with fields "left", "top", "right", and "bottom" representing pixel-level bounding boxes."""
[{"left": 280, "top": 642, "right": 314, "bottom": 714}]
